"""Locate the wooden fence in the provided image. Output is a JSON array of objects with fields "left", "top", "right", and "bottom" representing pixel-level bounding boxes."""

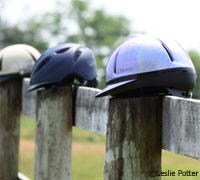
[{"left": 1, "top": 78, "right": 200, "bottom": 180}]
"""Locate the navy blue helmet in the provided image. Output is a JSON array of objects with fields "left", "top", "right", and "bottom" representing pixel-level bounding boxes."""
[{"left": 28, "top": 43, "right": 98, "bottom": 91}]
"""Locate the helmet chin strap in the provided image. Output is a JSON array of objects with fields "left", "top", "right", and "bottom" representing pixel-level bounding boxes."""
[
  {"left": 82, "top": 78, "right": 98, "bottom": 88},
  {"left": 166, "top": 88, "right": 192, "bottom": 98},
  {"left": 81, "top": 80, "right": 88, "bottom": 86}
]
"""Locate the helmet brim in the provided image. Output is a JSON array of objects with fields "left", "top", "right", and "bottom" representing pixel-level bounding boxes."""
[
  {"left": 28, "top": 82, "right": 52, "bottom": 92},
  {"left": 95, "top": 79, "right": 135, "bottom": 98},
  {"left": 0, "top": 73, "right": 25, "bottom": 84},
  {"left": 0, "top": 76, "right": 14, "bottom": 84},
  {"left": 96, "top": 67, "right": 197, "bottom": 98}
]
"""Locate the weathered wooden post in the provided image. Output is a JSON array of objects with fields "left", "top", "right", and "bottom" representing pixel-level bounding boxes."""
[
  {"left": 0, "top": 79, "right": 22, "bottom": 180},
  {"left": 34, "top": 87, "right": 72, "bottom": 180},
  {"left": 104, "top": 97, "right": 162, "bottom": 180}
]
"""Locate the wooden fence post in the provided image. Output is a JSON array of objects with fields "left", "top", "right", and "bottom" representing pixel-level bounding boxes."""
[
  {"left": 104, "top": 97, "right": 162, "bottom": 180},
  {"left": 0, "top": 79, "right": 22, "bottom": 180},
  {"left": 34, "top": 87, "right": 72, "bottom": 180}
]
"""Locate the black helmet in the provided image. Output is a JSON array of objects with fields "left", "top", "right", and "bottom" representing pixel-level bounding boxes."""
[
  {"left": 96, "top": 34, "right": 197, "bottom": 98},
  {"left": 28, "top": 43, "right": 98, "bottom": 91}
]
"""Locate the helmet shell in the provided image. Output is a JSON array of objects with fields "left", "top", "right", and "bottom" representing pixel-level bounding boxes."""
[
  {"left": 0, "top": 44, "right": 40, "bottom": 76},
  {"left": 29, "top": 43, "right": 97, "bottom": 91},
  {"left": 96, "top": 34, "right": 196, "bottom": 97}
]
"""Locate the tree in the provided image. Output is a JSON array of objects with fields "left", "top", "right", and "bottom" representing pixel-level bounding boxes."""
[
  {"left": 188, "top": 50, "right": 200, "bottom": 99},
  {"left": 67, "top": 0, "right": 131, "bottom": 87},
  {"left": 0, "top": 0, "right": 131, "bottom": 88}
]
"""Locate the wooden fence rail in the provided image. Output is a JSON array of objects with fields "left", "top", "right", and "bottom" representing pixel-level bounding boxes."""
[
  {"left": 1, "top": 78, "right": 200, "bottom": 179},
  {"left": 22, "top": 78, "right": 200, "bottom": 160}
]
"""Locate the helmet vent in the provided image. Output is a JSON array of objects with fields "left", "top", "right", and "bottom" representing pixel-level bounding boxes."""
[
  {"left": 74, "top": 50, "right": 82, "bottom": 61},
  {"left": 158, "top": 39, "right": 174, "bottom": 62},
  {"left": 55, "top": 47, "right": 70, "bottom": 54},
  {"left": 162, "top": 44, "right": 173, "bottom": 62},
  {"left": 35, "top": 56, "right": 51, "bottom": 72},
  {"left": 114, "top": 52, "right": 119, "bottom": 73},
  {"left": 24, "top": 49, "right": 37, "bottom": 62}
]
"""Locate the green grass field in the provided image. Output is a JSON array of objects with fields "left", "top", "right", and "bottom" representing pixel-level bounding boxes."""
[{"left": 19, "top": 115, "right": 200, "bottom": 180}]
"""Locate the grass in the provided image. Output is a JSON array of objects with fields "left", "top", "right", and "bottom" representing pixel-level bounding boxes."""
[
  {"left": 19, "top": 115, "right": 106, "bottom": 179},
  {"left": 19, "top": 115, "right": 200, "bottom": 180},
  {"left": 20, "top": 115, "right": 105, "bottom": 143},
  {"left": 20, "top": 115, "right": 36, "bottom": 140},
  {"left": 162, "top": 151, "right": 200, "bottom": 180}
]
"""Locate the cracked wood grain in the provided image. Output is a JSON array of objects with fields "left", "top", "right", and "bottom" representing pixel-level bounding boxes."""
[
  {"left": 0, "top": 79, "right": 22, "bottom": 180},
  {"left": 34, "top": 87, "right": 72, "bottom": 180},
  {"left": 104, "top": 97, "right": 162, "bottom": 180}
]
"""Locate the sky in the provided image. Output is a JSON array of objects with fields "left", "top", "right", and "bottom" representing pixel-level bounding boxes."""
[{"left": 3, "top": 0, "right": 200, "bottom": 52}]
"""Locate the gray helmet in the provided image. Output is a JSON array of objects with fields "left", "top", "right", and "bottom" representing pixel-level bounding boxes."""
[{"left": 0, "top": 44, "right": 41, "bottom": 83}]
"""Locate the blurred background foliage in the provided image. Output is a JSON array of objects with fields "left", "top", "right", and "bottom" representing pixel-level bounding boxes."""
[
  {"left": 188, "top": 50, "right": 200, "bottom": 99},
  {"left": 0, "top": 0, "right": 200, "bottom": 98},
  {"left": 0, "top": 0, "right": 131, "bottom": 88}
]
